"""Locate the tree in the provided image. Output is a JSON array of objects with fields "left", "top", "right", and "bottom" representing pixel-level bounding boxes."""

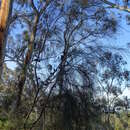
[
  {"left": 0, "top": 0, "right": 13, "bottom": 79},
  {"left": 0, "top": 0, "right": 128, "bottom": 129},
  {"left": 97, "top": 51, "right": 130, "bottom": 129},
  {"left": 4, "top": 0, "right": 117, "bottom": 110}
]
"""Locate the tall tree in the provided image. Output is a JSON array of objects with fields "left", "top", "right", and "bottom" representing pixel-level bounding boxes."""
[
  {"left": 15, "top": 0, "right": 51, "bottom": 109},
  {"left": 0, "top": 0, "right": 127, "bottom": 129}
]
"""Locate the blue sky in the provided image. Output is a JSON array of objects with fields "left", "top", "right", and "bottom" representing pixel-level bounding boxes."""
[
  {"left": 5, "top": 0, "right": 130, "bottom": 98},
  {"left": 103, "top": 6, "right": 130, "bottom": 98},
  {"left": 117, "top": 18, "right": 130, "bottom": 98}
]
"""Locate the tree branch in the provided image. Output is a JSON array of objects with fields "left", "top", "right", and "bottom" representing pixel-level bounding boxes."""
[{"left": 102, "top": 0, "right": 130, "bottom": 13}]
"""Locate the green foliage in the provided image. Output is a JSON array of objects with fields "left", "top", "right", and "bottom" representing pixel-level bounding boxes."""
[{"left": 0, "top": 0, "right": 129, "bottom": 130}]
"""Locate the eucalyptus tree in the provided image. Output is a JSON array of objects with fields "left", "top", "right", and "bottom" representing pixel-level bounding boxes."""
[
  {"left": 0, "top": 0, "right": 13, "bottom": 79},
  {"left": 23, "top": 0, "right": 119, "bottom": 129},
  {"left": 0, "top": 0, "right": 122, "bottom": 129},
  {"left": 96, "top": 51, "right": 130, "bottom": 129}
]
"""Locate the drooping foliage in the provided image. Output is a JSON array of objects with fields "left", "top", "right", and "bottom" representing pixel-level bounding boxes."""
[{"left": 0, "top": 0, "right": 129, "bottom": 130}]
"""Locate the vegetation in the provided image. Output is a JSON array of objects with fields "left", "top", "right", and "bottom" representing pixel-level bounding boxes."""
[{"left": 0, "top": 0, "right": 130, "bottom": 130}]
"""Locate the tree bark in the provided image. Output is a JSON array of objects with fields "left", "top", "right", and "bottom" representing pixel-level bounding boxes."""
[
  {"left": 15, "top": 14, "right": 39, "bottom": 109},
  {"left": 15, "top": 0, "right": 51, "bottom": 110},
  {"left": 0, "top": 0, "right": 13, "bottom": 80}
]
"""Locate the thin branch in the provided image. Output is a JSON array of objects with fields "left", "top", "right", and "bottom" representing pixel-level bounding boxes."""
[{"left": 102, "top": 0, "right": 130, "bottom": 13}]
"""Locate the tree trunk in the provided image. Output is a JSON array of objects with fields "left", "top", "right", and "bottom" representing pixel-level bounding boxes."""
[
  {"left": 15, "top": 14, "right": 39, "bottom": 109},
  {"left": 39, "top": 108, "right": 46, "bottom": 130},
  {"left": 0, "top": 0, "right": 13, "bottom": 80}
]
